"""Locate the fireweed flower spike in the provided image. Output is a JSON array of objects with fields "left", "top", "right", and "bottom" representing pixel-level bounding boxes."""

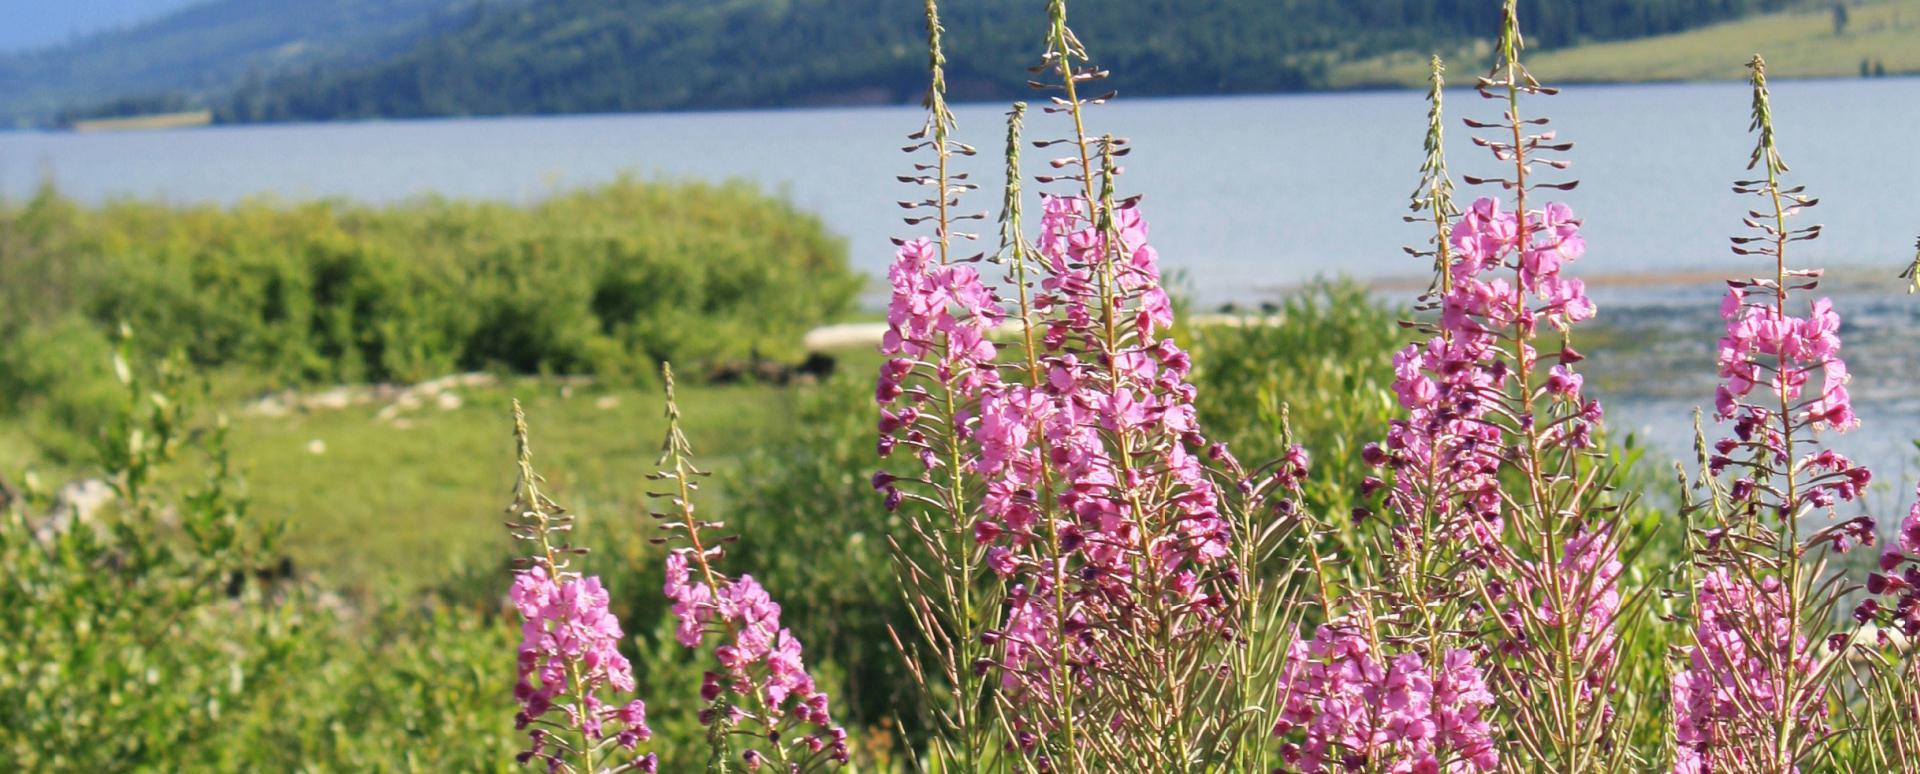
[
  {"left": 1670, "top": 56, "right": 1874, "bottom": 774},
  {"left": 1373, "top": 52, "right": 1504, "bottom": 640},
  {"left": 1406, "top": 54, "right": 1462, "bottom": 300},
  {"left": 503, "top": 401, "right": 657, "bottom": 774},
  {"left": 1272, "top": 52, "right": 1505, "bottom": 774},
  {"left": 872, "top": 1, "right": 1313, "bottom": 769},
  {"left": 967, "top": 1, "right": 1312, "bottom": 769},
  {"left": 982, "top": 99, "right": 1091, "bottom": 761},
  {"left": 872, "top": 0, "right": 1001, "bottom": 769},
  {"left": 651, "top": 364, "right": 849, "bottom": 772},
  {"left": 1273, "top": 624, "right": 1500, "bottom": 773},
  {"left": 1368, "top": 4, "right": 1647, "bottom": 769}
]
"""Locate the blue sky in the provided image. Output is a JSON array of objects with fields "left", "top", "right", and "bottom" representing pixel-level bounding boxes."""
[{"left": 0, "top": 0, "right": 201, "bottom": 53}]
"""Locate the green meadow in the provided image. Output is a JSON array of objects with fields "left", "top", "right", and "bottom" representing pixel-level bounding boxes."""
[{"left": 1334, "top": 0, "right": 1920, "bottom": 87}]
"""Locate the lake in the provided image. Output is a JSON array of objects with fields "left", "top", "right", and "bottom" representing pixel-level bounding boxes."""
[{"left": 3, "top": 77, "right": 1918, "bottom": 514}]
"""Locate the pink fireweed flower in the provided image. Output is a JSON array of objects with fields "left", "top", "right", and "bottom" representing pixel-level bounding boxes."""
[
  {"left": 1714, "top": 287, "right": 1859, "bottom": 434},
  {"left": 1376, "top": 179, "right": 1625, "bottom": 766},
  {"left": 654, "top": 365, "right": 848, "bottom": 770},
  {"left": 1676, "top": 59, "right": 1871, "bottom": 770},
  {"left": 504, "top": 402, "right": 657, "bottom": 774},
  {"left": 960, "top": 195, "right": 1230, "bottom": 585},
  {"left": 881, "top": 237, "right": 1004, "bottom": 366},
  {"left": 1858, "top": 481, "right": 1920, "bottom": 638},
  {"left": 952, "top": 188, "right": 1249, "bottom": 754},
  {"left": 1375, "top": 197, "right": 1603, "bottom": 557},
  {"left": 993, "top": 578, "right": 1083, "bottom": 707},
  {"left": 663, "top": 549, "right": 849, "bottom": 767},
  {"left": 1274, "top": 624, "right": 1498, "bottom": 773},
  {"left": 1512, "top": 527, "right": 1623, "bottom": 697},
  {"left": 875, "top": 237, "right": 1004, "bottom": 472},
  {"left": 510, "top": 567, "right": 656, "bottom": 770},
  {"left": 1023, "top": 196, "right": 1228, "bottom": 575},
  {"left": 1671, "top": 569, "right": 1825, "bottom": 774},
  {"left": 873, "top": 235, "right": 1006, "bottom": 511}
]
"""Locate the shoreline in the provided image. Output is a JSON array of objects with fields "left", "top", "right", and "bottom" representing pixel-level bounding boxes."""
[{"left": 25, "top": 72, "right": 1917, "bottom": 135}]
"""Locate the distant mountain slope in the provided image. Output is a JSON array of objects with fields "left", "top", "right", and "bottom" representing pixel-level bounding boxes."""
[
  {"left": 218, "top": 0, "right": 1798, "bottom": 123},
  {"left": 0, "top": 1, "right": 203, "bottom": 53},
  {"left": 0, "top": 0, "right": 489, "bottom": 126}
]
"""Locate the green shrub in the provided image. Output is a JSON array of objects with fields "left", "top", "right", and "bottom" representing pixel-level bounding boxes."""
[
  {"left": 186, "top": 600, "right": 522, "bottom": 773},
  {"left": 1189, "top": 280, "right": 1402, "bottom": 519},
  {"left": 0, "top": 315, "right": 121, "bottom": 462},
  {"left": 0, "top": 340, "right": 294, "bottom": 769},
  {"left": 0, "top": 178, "right": 859, "bottom": 390}
]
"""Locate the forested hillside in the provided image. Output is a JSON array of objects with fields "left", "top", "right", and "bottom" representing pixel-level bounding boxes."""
[
  {"left": 220, "top": 0, "right": 1798, "bottom": 122},
  {"left": 0, "top": 0, "right": 492, "bottom": 126}
]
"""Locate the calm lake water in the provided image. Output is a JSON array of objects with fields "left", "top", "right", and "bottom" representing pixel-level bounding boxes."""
[{"left": 2, "top": 77, "right": 1917, "bottom": 512}]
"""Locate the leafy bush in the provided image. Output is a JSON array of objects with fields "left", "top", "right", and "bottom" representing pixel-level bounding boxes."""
[
  {"left": 1190, "top": 281, "right": 1402, "bottom": 520},
  {"left": 182, "top": 600, "right": 521, "bottom": 772},
  {"left": 0, "top": 340, "right": 293, "bottom": 769},
  {"left": 0, "top": 316, "right": 121, "bottom": 461},
  {"left": 0, "top": 177, "right": 858, "bottom": 388}
]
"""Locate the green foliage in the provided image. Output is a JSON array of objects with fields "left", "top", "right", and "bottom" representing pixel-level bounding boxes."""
[
  {"left": 0, "top": 316, "right": 121, "bottom": 462},
  {"left": 0, "top": 338, "right": 294, "bottom": 769},
  {"left": 719, "top": 366, "right": 920, "bottom": 761},
  {"left": 184, "top": 600, "right": 522, "bottom": 772},
  {"left": 216, "top": 0, "right": 1795, "bottom": 123},
  {"left": 1189, "top": 281, "right": 1402, "bottom": 519},
  {"left": 0, "top": 178, "right": 858, "bottom": 392}
]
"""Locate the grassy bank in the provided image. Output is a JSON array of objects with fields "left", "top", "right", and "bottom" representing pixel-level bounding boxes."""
[
  {"left": 217, "top": 377, "right": 796, "bottom": 591},
  {"left": 1334, "top": 0, "right": 1920, "bottom": 87}
]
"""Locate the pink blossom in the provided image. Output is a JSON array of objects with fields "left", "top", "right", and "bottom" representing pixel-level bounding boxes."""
[
  {"left": 510, "top": 567, "right": 653, "bottom": 766},
  {"left": 1671, "top": 569, "right": 1825, "bottom": 773},
  {"left": 1714, "top": 288, "right": 1858, "bottom": 434},
  {"left": 664, "top": 550, "right": 849, "bottom": 766},
  {"left": 1275, "top": 625, "right": 1499, "bottom": 772}
]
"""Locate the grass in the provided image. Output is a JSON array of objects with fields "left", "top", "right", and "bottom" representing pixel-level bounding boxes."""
[
  {"left": 189, "top": 375, "right": 797, "bottom": 593},
  {"left": 1332, "top": 0, "right": 1920, "bottom": 88}
]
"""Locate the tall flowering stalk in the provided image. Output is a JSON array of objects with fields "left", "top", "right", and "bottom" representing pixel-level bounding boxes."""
[
  {"left": 504, "top": 401, "right": 657, "bottom": 774},
  {"left": 1669, "top": 56, "right": 1875, "bottom": 773},
  {"left": 1366, "top": 53, "right": 1496, "bottom": 655},
  {"left": 984, "top": 98, "right": 1090, "bottom": 764},
  {"left": 1272, "top": 53, "right": 1504, "bottom": 774},
  {"left": 873, "top": 2, "right": 1315, "bottom": 770},
  {"left": 981, "top": 2, "right": 1310, "bottom": 768},
  {"left": 871, "top": 0, "right": 1000, "bottom": 768},
  {"left": 1355, "top": 5, "right": 1648, "bottom": 769},
  {"left": 652, "top": 364, "right": 848, "bottom": 772},
  {"left": 1267, "top": 57, "right": 1505, "bottom": 774}
]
